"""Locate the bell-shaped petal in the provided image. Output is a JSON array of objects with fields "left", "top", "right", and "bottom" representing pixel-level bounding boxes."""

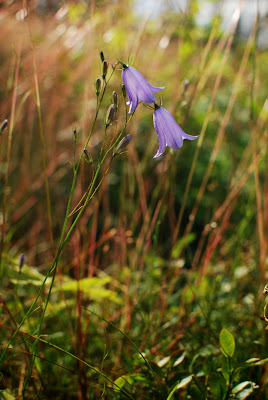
[
  {"left": 153, "top": 105, "right": 198, "bottom": 158},
  {"left": 122, "top": 65, "right": 164, "bottom": 113}
]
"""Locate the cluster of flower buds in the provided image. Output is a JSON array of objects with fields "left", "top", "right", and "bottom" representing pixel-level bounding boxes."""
[
  {"left": 94, "top": 51, "right": 109, "bottom": 97},
  {"left": 100, "top": 50, "right": 108, "bottom": 80},
  {"left": 105, "top": 86, "right": 119, "bottom": 128}
]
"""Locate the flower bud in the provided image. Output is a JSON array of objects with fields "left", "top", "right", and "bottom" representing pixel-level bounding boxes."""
[
  {"left": 112, "top": 91, "right": 118, "bottom": 110},
  {"left": 183, "top": 79, "right": 189, "bottom": 93},
  {"left": 114, "top": 134, "right": 132, "bottom": 155},
  {"left": 18, "top": 253, "right": 25, "bottom": 272},
  {"left": 102, "top": 60, "right": 108, "bottom": 80},
  {"left": 105, "top": 104, "right": 116, "bottom": 127},
  {"left": 95, "top": 78, "right": 101, "bottom": 96},
  {"left": 100, "top": 51, "right": 105, "bottom": 62},
  {"left": 0, "top": 119, "right": 8, "bottom": 135},
  {"left": 83, "top": 149, "right": 93, "bottom": 165},
  {"left": 122, "top": 84, "right": 126, "bottom": 98},
  {"left": 73, "top": 126, "right": 77, "bottom": 141}
]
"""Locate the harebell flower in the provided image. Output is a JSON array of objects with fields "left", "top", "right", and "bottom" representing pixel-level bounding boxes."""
[
  {"left": 153, "top": 104, "right": 198, "bottom": 158},
  {"left": 121, "top": 63, "right": 164, "bottom": 113}
]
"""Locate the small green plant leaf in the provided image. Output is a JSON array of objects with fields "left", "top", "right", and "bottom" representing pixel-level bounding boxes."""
[
  {"left": 167, "top": 375, "right": 192, "bottom": 400},
  {"left": 221, "top": 355, "right": 229, "bottom": 381},
  {"left": 209, "top": 373, "right": 227, "bottom": 400},
  {"left": 171, "top": 233, "right": 195, "bottom": 259},
  {"left": 0, "top": 390, "right": 16, "bottom": 400},
  {"left": 232, "top": 381, "right": 256, "bottom": 394},
  {"left": 245, "top": 358, "right": 260, "bottom": 364},
  {"left": 54, "top": 277, "right": 123, "bottom": 304},
  {"left": 219, "top": 328, "right": 235, "bottom": 357},
  {"left": 191, "top": 376, "right": 208, "bottom": 398},
  {"left": 173, "top": 351, "right": 186, "bottom": 367},
  {"left": 157, "top": 356, "right": 170, "bottom": 368},
  {"left": 114, "top": 375, "right": 134, "bottom": 390},
  {"left": 231, "top": 381, "right": 259, "bottom": 399},
  {"left": 188, "top": 384, "right": 207, "bottom": 400}
]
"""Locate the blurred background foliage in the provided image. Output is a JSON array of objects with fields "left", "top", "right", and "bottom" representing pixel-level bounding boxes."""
[{"left": 0, "top": 0, "right": 267, "bottom": 399}]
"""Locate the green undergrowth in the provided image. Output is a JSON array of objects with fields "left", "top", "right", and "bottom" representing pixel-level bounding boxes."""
[{"left": 0, "top": 0, "right": 267, "bottom": 399}]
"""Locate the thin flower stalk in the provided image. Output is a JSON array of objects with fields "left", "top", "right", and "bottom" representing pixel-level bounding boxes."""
[{"left": 0, "top": 62, "right": 119, "bottom": 372}]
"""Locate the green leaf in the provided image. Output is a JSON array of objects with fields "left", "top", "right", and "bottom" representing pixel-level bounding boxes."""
[
  {"left": 58, "top": 276, "right": 111, "bottom": 291},
  {"left": 167, "top": 376, "right": 192, "bottom": 400},
  {"left": 232, "top": 381, "right": 259, "bottom": 399},
  {"left": 157, "top": 356, "right": 170, "bottom": 368},
  {"left": 114, "top": 375, "right": 134, "bottom": 390},
  {"left": 191, "top": 376, "right": 208, "bottom": 399},
  {"left": 131, "top": 374, "right": 150, "bottom": 386},
  {"left": 245, "top": 358, "right": 260, "bottom": 364},
  {"left": 232, "top": 381, "right": 256, "bottom": 394},
  {"left": 173, "top": 351, "right": 186, "bottom": 367},
  {"left": 171, "top": 233, "right": 195, "bottom": 259},
  {"left": 209, "top": 373, "right": 227, "bottom": 400},
  {"left": 54, "top": 277, "right": 123, "bottom": 304},
  {"left": 0, "top": 390, "right": 16, "bottom": 400},
  {"left": 188, "top": 384, "right": 207, "bottom": 400},
  {"left": 221, "top": 355, "right": 229, "bottom": 381},
  {"left": 189, "top": 344, "right": 218, "bottom": 372},
  {"left": 219, "top": 328, "right": 235, "bottom": 357}
]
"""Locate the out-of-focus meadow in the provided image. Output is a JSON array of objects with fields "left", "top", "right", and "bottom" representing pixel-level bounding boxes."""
[{"left": 0, "top": 0, "right": 268, "bottom": 399}]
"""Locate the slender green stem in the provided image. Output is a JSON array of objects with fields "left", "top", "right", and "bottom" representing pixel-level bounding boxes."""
[
  {"left": 0, "top": 65, "right": 119, "bottom": 367},
  {"left": 0, "top": 45, "right": 21, "bottom": 270},
  {"left": 4, "top": 65, "right": 135, "bottom": 399},
  {"left": 21, "top": 67, "right": 120, "bottom": 392},
  {"left": 19, "top": 332, "right": 135, "bottom": 399},
  {"left": 86, "top": 309, "right": 165, "bottom": 399}
]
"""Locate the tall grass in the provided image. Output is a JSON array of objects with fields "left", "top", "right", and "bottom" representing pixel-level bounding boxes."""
[{"left": 0, "top": 1, "right": 267, "bottom": 399}]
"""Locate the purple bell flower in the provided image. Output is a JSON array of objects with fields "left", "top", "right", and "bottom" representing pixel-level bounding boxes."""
[
  {"left": 153, "top": 104, "right": 199, "bottom": 158},
  {"left": 121, "top": 64, "right": 164, "bottom": 113}
]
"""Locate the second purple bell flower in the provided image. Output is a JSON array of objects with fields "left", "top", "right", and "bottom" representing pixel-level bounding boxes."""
[
  {"left": 153, "top": 104, "right": 199, "bottom": 158},
  {"left": 121, "top": 64, "right": 164, "bottom": 113}
]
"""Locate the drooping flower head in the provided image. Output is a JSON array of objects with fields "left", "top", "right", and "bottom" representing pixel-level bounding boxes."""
[
  {"left": 153, "top": 104, "right": 198, "bottom": 158},
  {"left": 121, "top": 63, "right": 164, "bottom": 113}
]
